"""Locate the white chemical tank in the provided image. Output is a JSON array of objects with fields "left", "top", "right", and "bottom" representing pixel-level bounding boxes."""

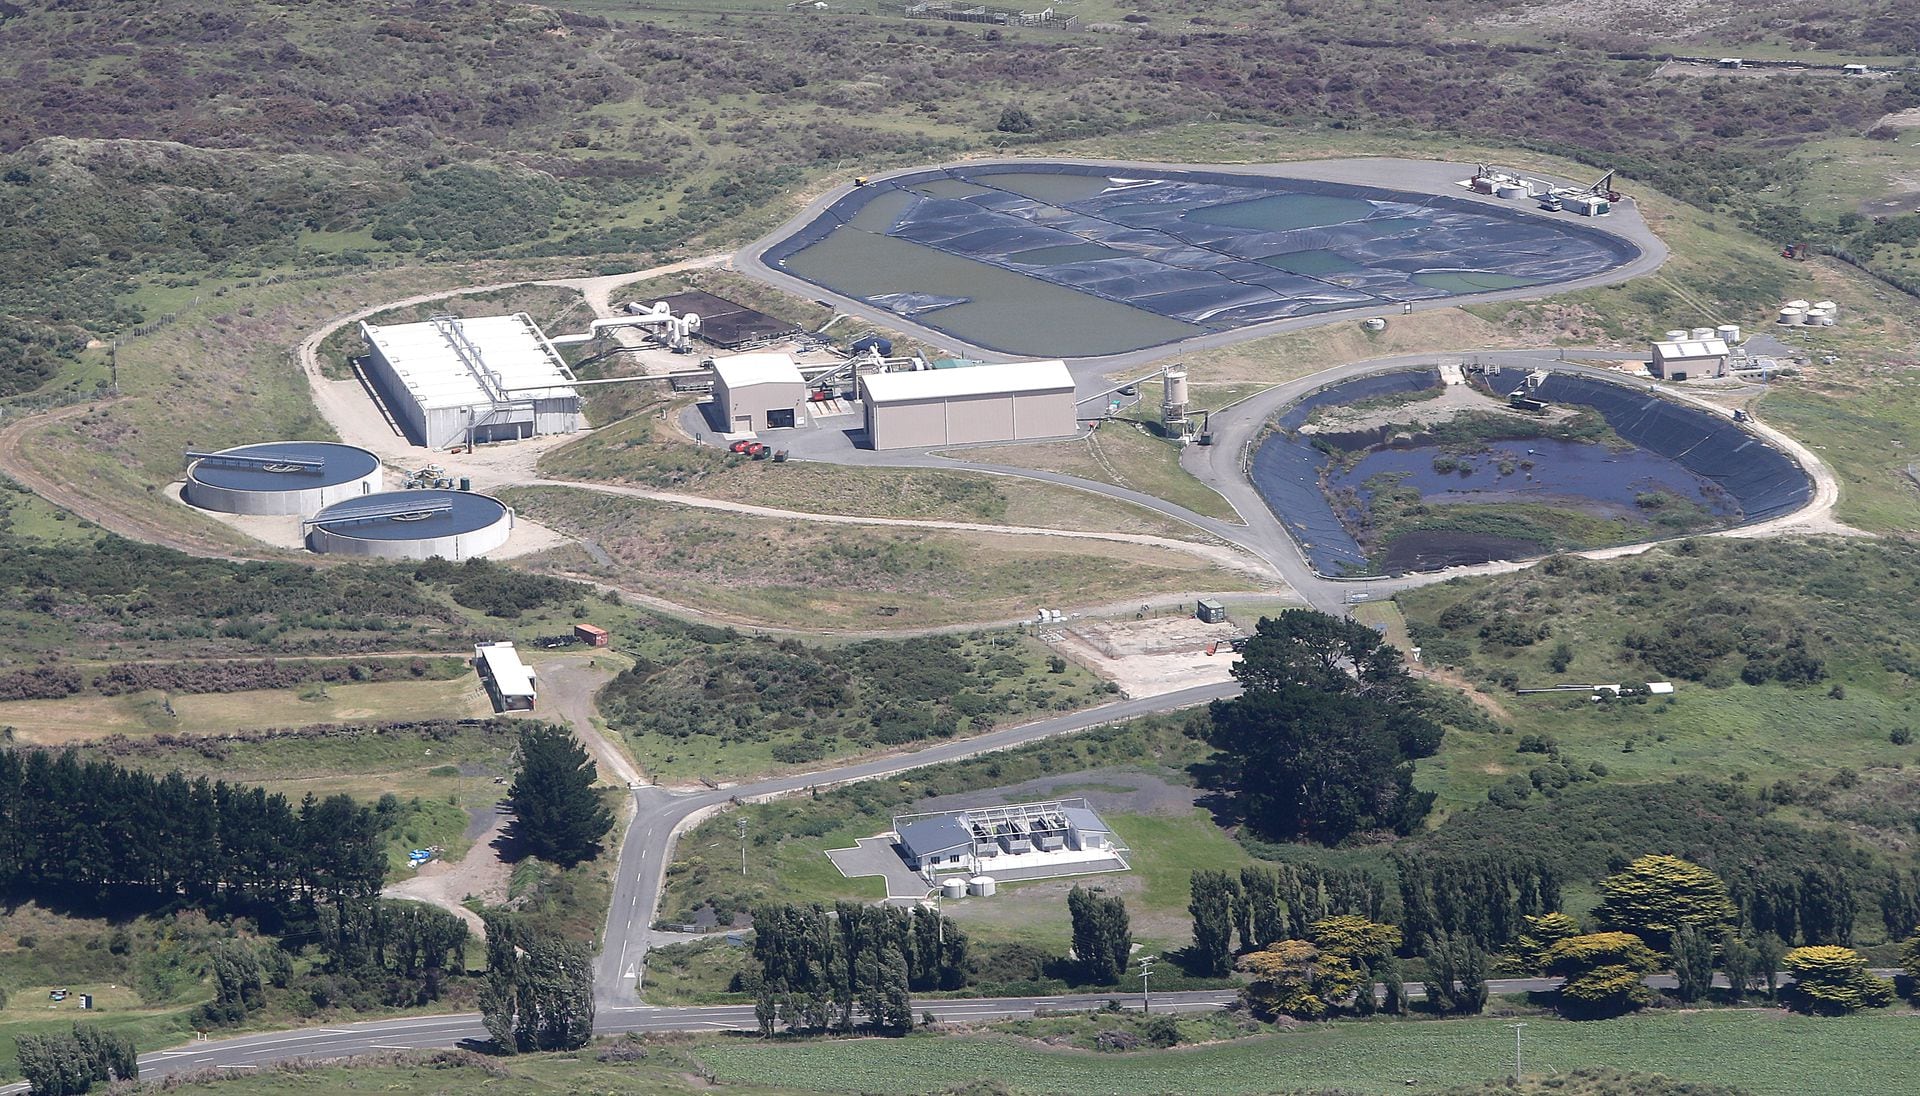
[
  {"left": 1715, "top": 324, "right": 1742, "bottom": 344},
  {"left": 1785, "top": 299, "right": 1811, "bottom": 310},
  {"left": 1495, "top": 182, "right": 1526, "bottom": 199},
  {"left": 1165, "top": 369, "right": 1189, "bottom": 407},
  {"left": 1803, "top": 307, "right": 1828, "bottom": 325},
  {"left": 939, "top": 877, "right": 967, "bottom": 899},
  {"left": 1690, "top": 326, "right": 1715, "bottom": 341},
  {"left": 1777, "top": 307, "right": 1804, "bottom": 325},
  {"left": 967, "top": 876, "right": 997, "bottom": 897},
  {"left": 1664, "top": 329, "right": 1691, "bottom": 341}
]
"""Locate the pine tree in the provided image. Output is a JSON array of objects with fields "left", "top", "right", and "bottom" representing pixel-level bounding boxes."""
[
  {"left": 508, "top": 726, "right": 613, "bottom": 867},
  {"left": 1594, "top": 855, "right": 1736, "bottom": 952}
]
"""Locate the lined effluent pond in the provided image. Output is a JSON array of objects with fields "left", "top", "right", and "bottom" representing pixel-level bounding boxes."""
[
  {"left": 760, "top": 163, "right": 1642, "bottom": 357},
  {"left": 1251, "top": 369, "right": 1812, "bottom": 576}
]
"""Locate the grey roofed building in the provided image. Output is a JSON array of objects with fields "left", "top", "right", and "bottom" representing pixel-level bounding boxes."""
[{"left": 894, "top": 814, "right": 974, "bottom": 870}]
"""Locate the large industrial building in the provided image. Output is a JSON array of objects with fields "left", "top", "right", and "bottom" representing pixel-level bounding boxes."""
[
  {"left": 859, "top": 360, "right": 1077, "bottom": 450},
  {"left": 892, "top": 799, "right": 1125, "bottom": 876},
  {"left": 712, "top": 353, "right": 808, "bottom": 433},
  {"left": 360, "top": 313, "right": 582, "bottom": 449}
]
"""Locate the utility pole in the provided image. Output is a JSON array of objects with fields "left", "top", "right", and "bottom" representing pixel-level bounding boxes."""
[
  {"left": 1138, "top": 954, "right": 1157, "bottom": 1014},
  {"left": 738, "top": 818, "right": 749, "bottom": 876},
  {"left": 1507, "top": 1021, "right": 1527, "bottom": 1081}
]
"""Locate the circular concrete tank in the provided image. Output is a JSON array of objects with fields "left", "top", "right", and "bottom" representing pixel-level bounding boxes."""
[
  {"left": 305, "top": 489, "right": 512, "bottom": 561},
  {"left": 185, "top": 441, "right": 381, "bottom": 516},
  {"left": 939, "top": 877, "right": 967, "bottom": 899},
  {"left": 966, "top": 876, "right": 997, "bottom": 897}
]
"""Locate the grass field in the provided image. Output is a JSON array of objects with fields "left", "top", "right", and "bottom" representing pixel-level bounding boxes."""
[
  {"left": 696, "top": 1009, "right": 1920, "bottom": 1095},
  {"left": 0, "top": 677, "right": 493, "bottom": 745},
  {"left": 538, "top": 397, "right": 1209, "bottom": 540},
  {"left": 500, "top": 485, "right": 1260, "bottom": 631},
  {"left": 946, "top": 417, "right": 1241, "bottom": 522}
]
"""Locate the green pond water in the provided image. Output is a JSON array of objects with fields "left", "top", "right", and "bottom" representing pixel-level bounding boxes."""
[
  {"left": 1184, "top": 193, "right": 1377, "bottom": 231},
  {"left": 781, "top": 229, "right": 1200, "bottom": 357},
  {"left": 1412, "top": 271, "right": 1540, "bottom": 292}
]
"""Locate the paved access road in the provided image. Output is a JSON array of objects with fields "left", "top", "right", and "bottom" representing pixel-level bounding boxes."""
[{"left": 592, "top": 680, "right": 1242, "bottom": 1011}]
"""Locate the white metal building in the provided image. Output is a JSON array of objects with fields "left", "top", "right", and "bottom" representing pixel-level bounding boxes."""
[
  {"left": 360, "top": 313, "right": 582, "bottom": 450},
  {"left": 474, "top": 641, "right": 537, "bottom": 712},
  {"left": 712, "top": 353, "right": 808, "bottom": 433},
  {"left": 1651, "top": 337, "right": 1730, "bottom": 380},
  {"left": 860, "top": 360, "right": 1077, "bottom": 450}
]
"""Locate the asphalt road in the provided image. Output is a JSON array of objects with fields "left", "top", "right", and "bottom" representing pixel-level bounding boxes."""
[
  {"left": 46, "top": 968, "right": 1881, "bottom": 1089},
  {"left": 592, "top": 680, "right": 1242, "bottom": 1011}
]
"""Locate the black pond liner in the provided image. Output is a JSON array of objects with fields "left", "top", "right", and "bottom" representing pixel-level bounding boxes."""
[
  {"left": 1250, "top": 369, "right": 1814, "bottom": 577},
  {"left": 762, "top": 163, "right": 1642, "bottom": 353}
]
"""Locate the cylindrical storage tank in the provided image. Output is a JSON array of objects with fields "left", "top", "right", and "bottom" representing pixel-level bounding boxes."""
[
  {"left": 1689, "top": 326, "right": 1715, "bottom": 341},
  {"left": 1785, "top": 299, "right": 1811, "bottom": 310},
  {"left": 1495, "top": 181, "right": 1526, "bottom": 199},
  {"left": 939, "top": 877, "right": 967, "bottom": 899},
  {"left": 1165, "top": 369, "right": 1190, "bottom": 407},
  {"left": 1814, "top": 300, "right": 1836, "bottom": 312},
  {"left": 1777, "top": 307, "right": 1804, "bottom": 326},
  {"left": 185, "top": 441, "right": 381, "bottom": 517},
  {"left": 1715, "top": 324, "right": 1742, "bottom": 344},
  {"left": 1664, "top": 329, "right": 1691, "bottom": 341},
  {"left": 1803, "top": 307, "right": 1827, "bottom": 325},
  {"left": 967, "top": 876, "right": 997, "bottom": 897},
  {"left": 306, "top": 490, "right": 512, "bottom": 561}
]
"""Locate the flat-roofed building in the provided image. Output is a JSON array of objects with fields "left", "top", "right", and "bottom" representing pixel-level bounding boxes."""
[
  {"left": 360, "top": 313, "right": 581, "bottom": 449},
  {"left": 474, "top": 641, "right": 537, "bottom": 712},
  {"left": 1651, "top": 337, "right": 1730, "bottom": 380},
  {"left": 712, "top": 353, "right": 808, "bottom": 433},
  {"left": 860, "top": 361, "right": 1077, "bottom": 450}
]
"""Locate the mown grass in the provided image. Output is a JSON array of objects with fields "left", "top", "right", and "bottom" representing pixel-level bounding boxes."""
[
  {"left": 539, "top": 396, "right": 1207, "bottom": 540},
  {"left": 499, "top": 485, "right": 1260, "bottom": 632},
  {"left": 946, "top": 417, "right": 1241, "bottom": 523},
  {"left": 697, "top": 1009, "right": 1920, "bottom": 1095}
]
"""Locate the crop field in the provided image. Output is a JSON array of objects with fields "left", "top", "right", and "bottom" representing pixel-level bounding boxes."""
[
  {"left": 499, "top": 485, "right": 1261, "bottom": 631},
  {"left": 696, "top": 1009, "right": 1920, "bottom": 1095}
]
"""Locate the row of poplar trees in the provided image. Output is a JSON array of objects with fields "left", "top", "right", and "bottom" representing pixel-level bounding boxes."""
[
  {"left": 1188, "top": 864, "right": 1390, "bottom": 976},
  {"left": 750, "top": 902, "right": 969, "bottom": 1035}
]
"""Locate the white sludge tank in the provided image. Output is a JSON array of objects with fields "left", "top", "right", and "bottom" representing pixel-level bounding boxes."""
[
  {"left": 184, "top": 441, "right": 382, "bottom": 516},
  {"left": 304, "top": 489, "right": 513, "bottom": 560}
]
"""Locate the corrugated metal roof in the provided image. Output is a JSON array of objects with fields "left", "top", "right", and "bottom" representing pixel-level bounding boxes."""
[
  {"left": 475, "top": 642, "right": 535, "bottom": 698},
  {"left": 364, "top": 314, "right": 577, "bottom": 410},
  {"left": 1652, "top": 339, "right": 1728, "bottom": 359},
  {"left": 862, "top": 360, "right": 1074, "bottom": 404},
  {"left": 713, "top": 352, "right": 804, "bottom": 388}
]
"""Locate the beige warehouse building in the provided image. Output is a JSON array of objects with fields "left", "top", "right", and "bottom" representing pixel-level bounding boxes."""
[
  {"left": 1650, "top": 337, "right": 1729, "bottom": 381},
  {"left": 712, "top": 353, "right": 808, "bottom": 433},
  {"left": 861, "top": 361, "right": 1078, "bottom": 450}
]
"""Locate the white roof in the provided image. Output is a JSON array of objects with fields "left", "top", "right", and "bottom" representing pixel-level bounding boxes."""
[
  {"left": 1652, "top": 338, "right": 1728, "bottom": 359},
  {"left": 862, "top": 360, "right": 1074, "bottom": 404},
  {"left": 713, "top": 352, "right": 804, "bottom": 389},
  {"left": 475, "top": 642, "right": 536, "bottom": 697},
  {"left": 364, "top": 314, "right": 577, "bottom": 410}
]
